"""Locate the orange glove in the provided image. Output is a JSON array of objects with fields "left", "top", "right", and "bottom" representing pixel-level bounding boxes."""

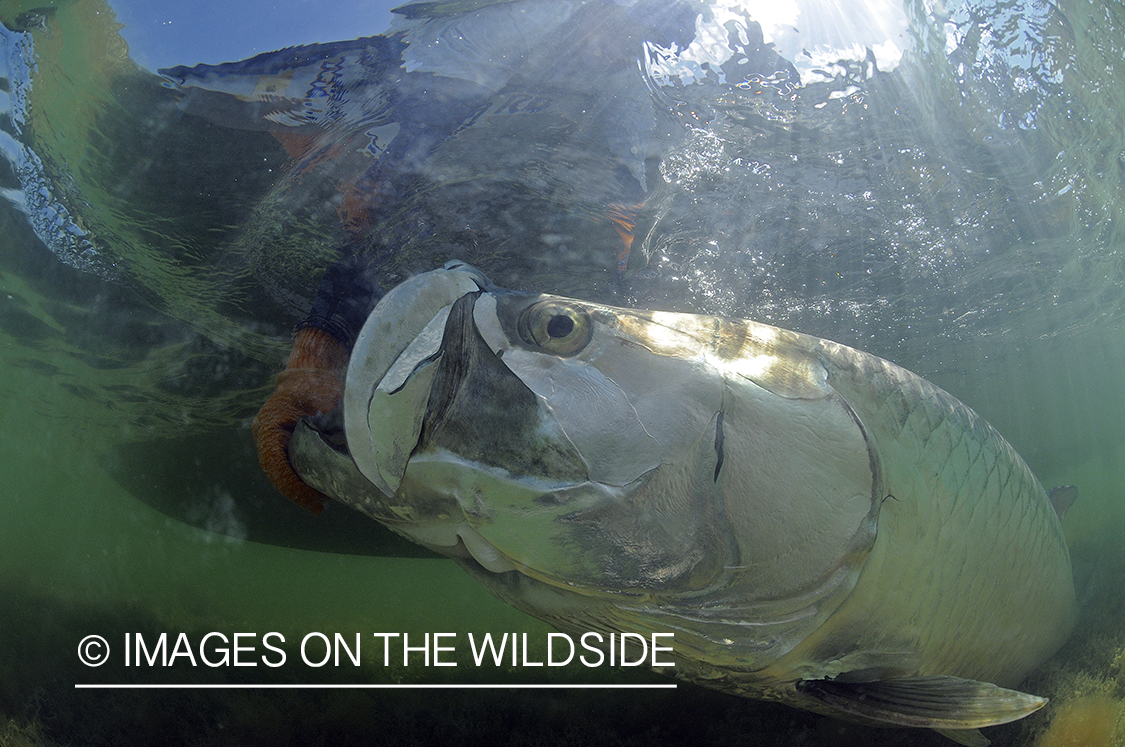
[{"left": 252, "top": 326, "right": 350, "bottom": 513}]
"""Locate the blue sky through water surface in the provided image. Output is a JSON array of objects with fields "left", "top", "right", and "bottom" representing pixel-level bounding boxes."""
[{"left": 108, "top": 0, "right": 402, "bottom": 70}]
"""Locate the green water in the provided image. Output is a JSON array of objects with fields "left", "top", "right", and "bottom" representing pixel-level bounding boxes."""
[
  {"left": 3, "top": 334, "right": 1123, "bottom": 743},
  {"left": 3, "top": 0, "right": 1125, "bottom": 745}
]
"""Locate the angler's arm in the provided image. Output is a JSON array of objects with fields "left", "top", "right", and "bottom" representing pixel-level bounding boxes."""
[{"left": 252, "top": 259, "right": 379, "bottom": 512}]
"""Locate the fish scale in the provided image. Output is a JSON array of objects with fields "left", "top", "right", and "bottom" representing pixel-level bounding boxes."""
[{"left": 795, "top": 343, "right": 1072, "bottom": 689}]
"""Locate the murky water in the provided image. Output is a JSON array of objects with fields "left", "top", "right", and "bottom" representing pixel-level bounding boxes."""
[{"left": 1, "top": 1, "right": 1123, "bottom": 745}]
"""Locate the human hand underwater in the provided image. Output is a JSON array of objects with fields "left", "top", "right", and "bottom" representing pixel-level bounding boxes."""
[{"left": 252, "top": 327, "right": 349, "bottom": 513}]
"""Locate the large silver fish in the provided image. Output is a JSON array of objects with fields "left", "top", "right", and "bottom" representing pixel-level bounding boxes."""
[{"left": 290, "top": 262, "right": 1076, "bottom": 746}]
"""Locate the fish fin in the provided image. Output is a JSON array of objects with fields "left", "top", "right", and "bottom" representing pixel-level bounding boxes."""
[
  {"left": 796, "top": 675, "right": 1047, "bottom": 729},
  {"left": 934, "top": 727, "right": 990, "bottom": 747},
  {"left": 1047, "top": 485, "right": 1078, "bottom": 521}
]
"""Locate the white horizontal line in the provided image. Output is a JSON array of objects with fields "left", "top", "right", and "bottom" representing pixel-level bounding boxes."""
[{"left": 75, "top": 683, "right": 677, "bottom": 690}]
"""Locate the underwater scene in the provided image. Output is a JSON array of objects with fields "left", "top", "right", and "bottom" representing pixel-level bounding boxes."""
[{"left": 1, "top": 0, "right": 1124, "bottom": 745}]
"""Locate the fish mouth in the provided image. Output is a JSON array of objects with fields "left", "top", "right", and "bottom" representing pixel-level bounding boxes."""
[
  {"left": 341, "top": 262, "right": 487, "bottom": 499},
  {"left": 387, "top": 290, "right": 591, "bottom": 575},
  {"left": 418, "top": 291, "right": 483, "bottom": 447},
  {"left": 415, "top": 290, "right": 590, "bottom": 484},
  {"left": 335, "top": 272, "right": 589, "bottom": 579}
]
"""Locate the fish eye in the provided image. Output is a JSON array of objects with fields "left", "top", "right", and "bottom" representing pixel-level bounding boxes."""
[{"left": 518, "top": 300, "right": 592, "bottom": 356}]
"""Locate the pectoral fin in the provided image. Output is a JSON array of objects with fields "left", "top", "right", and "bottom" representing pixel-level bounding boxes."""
[
  {"left": 934, "top": 727, "right": 991, "bottom": 747},
  {"left": 796, "top": 675, "right": 1047, "bottom": 730},
  {"left": 1047, "top": 485, "right": 1078, "bottom": 521}
]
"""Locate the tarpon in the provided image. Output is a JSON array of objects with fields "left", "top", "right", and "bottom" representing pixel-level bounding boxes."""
[{"left": 290, "top": 262, "right": 1076, "bottom": 746}]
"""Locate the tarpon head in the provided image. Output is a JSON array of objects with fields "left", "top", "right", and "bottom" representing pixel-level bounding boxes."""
[{"left": 293, "top": 263, "right": 881, "bottom": 668}]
